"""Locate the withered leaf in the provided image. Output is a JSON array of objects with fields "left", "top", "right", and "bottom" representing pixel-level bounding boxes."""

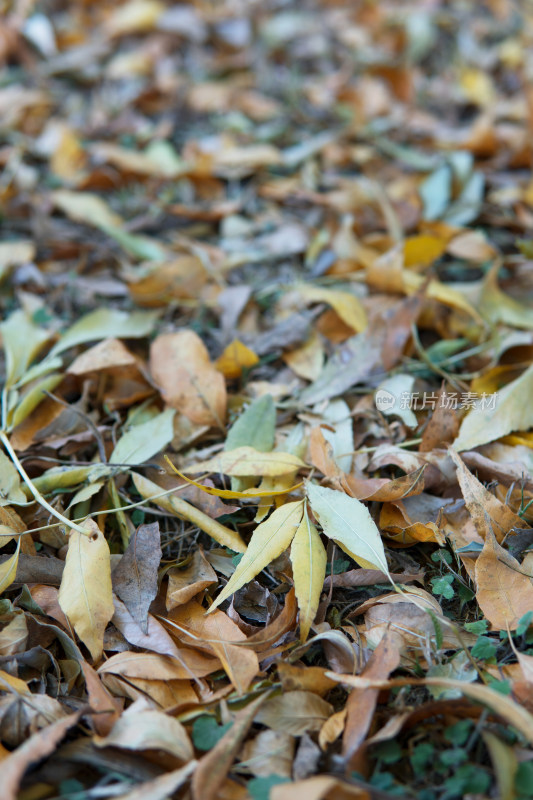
[{"left": 112, "top": 522, "right": 161, "bottom": 633}]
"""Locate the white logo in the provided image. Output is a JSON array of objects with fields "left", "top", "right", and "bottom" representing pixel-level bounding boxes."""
[{"left": 375, "top": 389, "right": 396, "bottom": 412}]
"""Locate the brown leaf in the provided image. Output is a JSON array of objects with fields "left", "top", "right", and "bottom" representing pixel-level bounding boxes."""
[
  {"left": 342, "top": 630, "right": 401, "bottom": 765},
  {"left": 80, "top": 661, "right": 122, "bottom": 736},
  {"left": 254, "top": 690, "right": 333, "bottom": 736},
  {"left": 449, "top": 449, "right": 526, "bottom": 542},
  {"left": 191, "top": 692, "right": 270, "bottom": 800},
  {"left": 475, "top": 531, "right": 533, "bottom": 630},
  {"left": 150, "top": 330, "right": 226, "bottom": 426},
  {"left": 166, "top": 547, "right": 217, "bottom": 609},
  {"left": 1, "top": 711, "right": 81, "bottom": 800},
  {"left": 271, "top": 776, "right": 369, "bottom": 800},
  {"left": 167, "top": 600, "right": 259, "bottom": 694},
  {"left": 112, "top": 522, "right": 162, "bottom": 633}
]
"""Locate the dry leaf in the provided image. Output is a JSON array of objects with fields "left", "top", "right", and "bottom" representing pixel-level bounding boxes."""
[
  {"left": 475, "top": 531, "right": 533, "bottom": 630},
  {"left": 58, "top": 520, "right": 114, "bottom": 661},
  {"left": 150, "top": 331, "right": 226, "bottom": 426},
  {"left": 112, "top": 522, "right": 161, "bottom": 632}
]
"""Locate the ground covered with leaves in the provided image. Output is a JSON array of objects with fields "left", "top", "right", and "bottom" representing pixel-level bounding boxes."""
[{"left": 1, "top": 0, "right": 533, "bottom": 798}]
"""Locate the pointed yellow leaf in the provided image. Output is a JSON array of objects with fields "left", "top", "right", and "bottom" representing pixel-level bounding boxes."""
[
  {"left": 297, "top": 284, "right": 367, "bottom": 333},
  {"left": 210, "top": 501, "right": 304, "bottom": 611},
  {"left": 132, "top": 472, "right": 246, "bottom": 552},
  {"left": 215, "top": 339, "right": 259, "bottom": 379},
  {"left": 58, "top": 519, "right": 114, "bottom": 661},
  {"left": 0, "top": 538, "right": 21, "bottom": 595},
  {"left": 187, "top": 446, "right": 307, "bottom": 478},
  {"left": 290, "top": 505, "right": 327, "bottom": 642}
]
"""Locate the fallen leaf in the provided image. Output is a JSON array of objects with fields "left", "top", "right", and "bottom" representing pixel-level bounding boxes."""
[
  {"left": 454, "top": 363, "right": 533, "bottom": 451},
  {"left": 191, "top": 692, "right": 270, "bottom": 800},
  {"left": 210, "top": 501, "right": 304, "bottom": 611},
  {"left": 449, "top": 449, "right": 525, "bottom": 541},
  {"left": 290, "top": 504, "right": 327, "bottom": 641},
  {"left": 166, "top": 547, "right": 217, "bottom": 609},
  {"left": 306, "top": 482, "right": 389, "bottom": 573},
  {"left": 58, "top": 519, "right": 114, "bottom": 661},
  {"left": 188, "top": 446, "right": 306, "bottom": 478},
  {"left": 167, "top": 600, "right": 259, "bottom": 694},
  {"left": 94, "top": 707, "right": 193, "bottom": 761},
  {"left": 132, "top": 472, "right": 246, "bottom": 552},
  {"left": 1, "top": 711, "right": 81, "bottom": 800},
  {"left": 150, "top": 331, "right": 226, "bottom": 427},
  {"left": 342, "top": 630, "right": 401, "bottom": 764},
  {"left": 215, "top": 340, "right": 259, "bottom": 379},
  {"left": 112, "top": 522, "right": 161, "bottom": 632},
  {"left": 475, "top": 531, "right": 533, "bottom": 630},
  {"left": 110, "top": 408, "right": 175, "bottom": 467},
  {"left": 297, "top": 284, "right": 367, "bottom": 333},
  {"left": 254, "top": 691, "right": 333, "bottom": 736}
]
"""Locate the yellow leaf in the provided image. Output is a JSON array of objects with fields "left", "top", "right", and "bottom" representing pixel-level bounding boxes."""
[
  {"left": 187, "top": 446, "right": 307, "bottom": 478},
  {"left": 454, "top": 362, "right": 533, "bottom": 451},
  {"left": 290, "top": 505, "right": 327, "bottom": 642},
  {"left": 210, "top": 501, "right": 304, "bottom": 611},
  {"left": 58, "top": 519, "right": 114, "bottom": 661},
  {"left": 284, "top": 331, "right": 324, "bottom": 382},
  {"left": 215, "top": 340, "right": 259, "bottom": 379},
  {"left": 402, "top": 271, "right": 484, "bottom": 322},
  {"left": 0, "top": 538, "right": 21, "bottom": 595},
  {"left": 460, "top": 67, "right": 494, "bottom": 107},
  {"left": 164, "top": 455, "right": 302, "bottom": 500},
  {"left": 297, "top": 284, "right": 367, "bottom": 333},
  {"left": 479, "top": 262, "right": 533, "bottom": 329},
  {"left": 132, "top": 472, "right": 246, "bottom": 553},
  {"left": 403, "top": 235, "right": 446, "bottom": 269}
]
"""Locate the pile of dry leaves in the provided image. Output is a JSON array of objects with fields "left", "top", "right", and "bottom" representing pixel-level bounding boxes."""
[{"left": 1, "top": 0, "right": 533, "bottom": 798}]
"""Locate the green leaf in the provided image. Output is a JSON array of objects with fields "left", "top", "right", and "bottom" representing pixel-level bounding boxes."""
[
  {"left": 49, "top": 308, "right": 159, "bottom": 358},
  {"left": 515, "top": 761, "right": 533, "bottom": 796},
  {"left": 517, "top": 611, "right": 533, "bottom": 636},
  {"left": 0, "top": 309, "right": 53, "bottom": 388},
  {"left": 248, "top": 776, "right": 291, "bottom": 800},
  {"left": 305, "top": 482, "right": 389, "bottom": 574},
  {"left": 225, "top": 395, "right": 276, "bottom": 452},
  {"left": 110, "top": 409, "right": 175, "bottom": 467},
  {"left": 431, "top": 574, "right": 455, "bottom": 600},
  {"left": 210, "top": 501, "right": 304, "bottom": 611},
  {"left": 225, "top": 394, "right": 276, "bottom": 492},
  {"left": 471, "top": 635, "right": 498, "bottom": 660},
  {"left": 192, "top": 717, "right": 232, "bottom": 752},
  {"left": 464, "top": 620, "right": 488, "bottom": 635}
]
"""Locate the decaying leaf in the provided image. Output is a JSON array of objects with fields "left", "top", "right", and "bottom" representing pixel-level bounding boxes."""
[{"left": 112, "top": 522, "right": 161, "bottom": 632}]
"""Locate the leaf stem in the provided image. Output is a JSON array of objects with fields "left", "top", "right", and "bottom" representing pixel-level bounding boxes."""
[{"left": 0, "top": 431, "right": 92, "bottom": 537}]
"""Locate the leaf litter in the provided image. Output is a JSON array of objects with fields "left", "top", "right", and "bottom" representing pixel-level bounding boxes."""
[{"left": 1, "top": 1, "right": 533, "bottom": 798}]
